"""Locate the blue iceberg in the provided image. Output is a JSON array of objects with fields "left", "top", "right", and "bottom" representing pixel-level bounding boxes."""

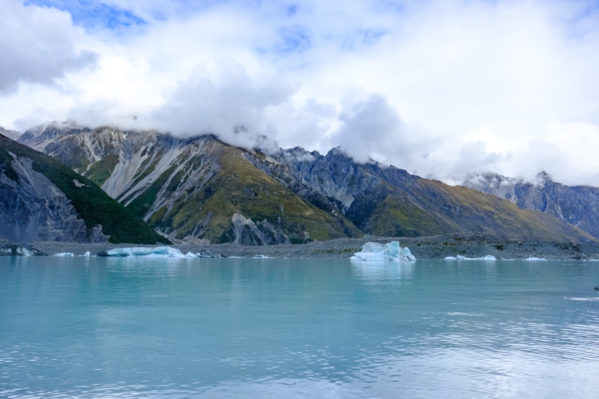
[
  {"left": 351, "top": 241, "right": 416, "bottom": 262},
  {"left": 98, "top": 246, "right": 196, "bottom": 258}
]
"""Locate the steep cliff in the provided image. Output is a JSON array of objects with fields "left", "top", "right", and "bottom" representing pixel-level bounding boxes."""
[{"left": 0, "top": 133, "right": 167, "bottom": 244}]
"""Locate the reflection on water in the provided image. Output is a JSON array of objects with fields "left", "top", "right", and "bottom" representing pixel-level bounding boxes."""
[
  {"left": 351, "top": 259, "right": 414, "bottom": 282},
  {"left": 1, "top": 257, "right": 599, "bottom": 398}
]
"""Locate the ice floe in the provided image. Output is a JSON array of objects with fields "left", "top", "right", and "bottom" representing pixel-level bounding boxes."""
[
  {"left": 445, "top": 255, "right": 497, "bottom": 261},
  {"left": 98, "top": 246, "right": 197, "bottom": 258},
  {"left": 53, "top": 252, "right": 74, "bottom": 257},
  {"left": 252, "top": 254, "right": 272, "bottom": 259},
  {"left": 351, "top": 241, "right": 416, "bottom": 263},
  {"left": 525, "top": 257, "right": 548, "bottom": 261},
  {"left": 0, "top": 246, "right": 38, "bottom": 256}
]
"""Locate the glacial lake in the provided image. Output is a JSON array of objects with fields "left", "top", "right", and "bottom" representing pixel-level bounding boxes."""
[{"left": 1, "top": 257, "right": 599, "bottom": 398}]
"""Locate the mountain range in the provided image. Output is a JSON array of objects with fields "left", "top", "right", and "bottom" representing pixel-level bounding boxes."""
[
  {"left": 464, "top": 172, "right": 599, "bottom": 239},
  {"left": 1, "top": 121, "right": 591, "bottom": 245}
]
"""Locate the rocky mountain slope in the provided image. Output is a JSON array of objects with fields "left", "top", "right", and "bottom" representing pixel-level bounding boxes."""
[
  {"left": 265, "top": 148, "right": 593, "bottom": 242},
  {"left": 0, "top": 133, "right": 167, "bottom": 244},
  {"left": 17, "top": 122, "right": 595, "bottom": 244},
  {"left": 19, "top": 123, "right": 358, "bottom": 244},
  {"left": 464, "top": 172, "right": 599, "bottom": 239}
]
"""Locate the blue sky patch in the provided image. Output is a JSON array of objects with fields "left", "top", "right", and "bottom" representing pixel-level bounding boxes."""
[
  {"left": 26, "top": 0, "right": 146, "bottom": 29},
  {"left": 286, "top": 4, "right": 298, "bottom": 17},
  {"left": 276, "top": 25, "right": 311, "bottom": 54}
]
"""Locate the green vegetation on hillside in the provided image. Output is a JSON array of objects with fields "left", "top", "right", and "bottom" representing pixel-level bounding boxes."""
[
  {"left": 0, "top": 134, "right": 168, "bottom": 244},
  {"left": 142, "top": 145, "right": 360, "bottom": 243},
  {"left": 84, "top": 153, "right": 119, "bottom": 186}
]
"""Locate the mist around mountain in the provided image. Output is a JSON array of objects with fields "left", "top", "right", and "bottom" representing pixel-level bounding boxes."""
[
  {"left": 9, "top": 122, "right": 594, "bottom": 245},
  {"left": 464, "top": 172, "right": 599, "bottom": 239},
  {"left": 0, "top": 133, "right": 168, "bottom": 244}
]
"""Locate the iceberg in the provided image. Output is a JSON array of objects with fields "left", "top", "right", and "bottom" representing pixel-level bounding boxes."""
[
  {"left": 351, "top": 241, "right": 416, "bottom": 262},
  {"left": 525, "top": 257, "right": 547, "bottom": 261},
  {"left": 98, "top": 246, "right": 197, "bottom": 258},
  {"left": 445, "top": 255, "right": 496, "bottom": 261},
  {"left": 53, "top": 252, "right": 74, "bottom": 257},
  {"left": 0, "top": 246, "right": 38, "bottom": 256},
  {"left": 252, "top": 254, "right": 272, "bottom": 259}
]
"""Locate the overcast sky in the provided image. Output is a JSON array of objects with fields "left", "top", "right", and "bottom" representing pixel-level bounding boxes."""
[{"left": 2, "top": 0, "right": 599, "bottom": 185}]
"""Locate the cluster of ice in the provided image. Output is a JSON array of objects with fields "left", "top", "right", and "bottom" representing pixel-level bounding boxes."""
[
  {"left": 53, "top": 252, "right": 74, "bottom": 257},
  {"left": 351, "top": 241, "right": 416, "bottom": 262},
  {"left": 0, "top": 246, "right": 36, "bottom": 256},
  {"left": 445, "top": 255, "right": 497, "bottom": 261},
  {"left": 252, "top": 254, "right": 272, "bottom": 259},
  {"left": 525, "top": 257, "right": 548, "bottom": 261},
  {"left": 99, "top": 246, "right": 196, "bottom": 258}
]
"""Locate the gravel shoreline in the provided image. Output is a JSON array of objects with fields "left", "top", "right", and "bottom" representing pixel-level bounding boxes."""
[{"left": 3, "top": 234, "right": 599, "bottom": 260}]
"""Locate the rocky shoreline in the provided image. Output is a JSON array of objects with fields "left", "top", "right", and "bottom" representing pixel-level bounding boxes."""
[{"left": 3, "top": 234, "right": 599, "bottom": 260}]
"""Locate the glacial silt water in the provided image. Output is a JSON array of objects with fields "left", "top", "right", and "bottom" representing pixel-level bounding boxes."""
[{"left": 1, "top": 257, "right": 599, "bottom": 398}]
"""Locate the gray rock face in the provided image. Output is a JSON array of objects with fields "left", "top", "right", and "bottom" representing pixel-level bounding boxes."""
[
  {"left": 230, "top": 213, "right": 289, "bottom": 245},
  {"left": 0, "top": 155, "right": 107, "bottom": 242},
  {"left": 464, "top": 172, "right": 599, "bottom": 238},
  {"left": 268, "top": 147, "right": 419, "bottom": 223},
  {"left": 20, "top": 124, "right": 222, "bottom": 216}
]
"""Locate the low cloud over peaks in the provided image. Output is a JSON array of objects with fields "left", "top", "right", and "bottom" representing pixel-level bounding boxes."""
[
  {"left": 2, "top": 0, "right": 599, "bottom": 186},
  {"left": 149, "top": 65, "right": 294, "bottom": 145}
]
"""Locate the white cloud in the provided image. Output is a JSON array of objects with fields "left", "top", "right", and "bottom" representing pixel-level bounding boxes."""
[
  {"left": 149, "top": 63, "right": 293, "bottom": 147},
  {"left": 330, "top": 94, "right": 407, "bottom": 163},
  {"left": 0, "top": 0, "right": 96, "bottom": 93},
  {"left": 2, "top": 0, "right": 599, "bottom": 186}
]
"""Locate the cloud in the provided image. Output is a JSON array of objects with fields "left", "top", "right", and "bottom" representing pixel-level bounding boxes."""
[
  {"left": 2, "top": 0, "right": 599, "bottom": 186},
  {"left": 149, "top": 63, "right": 294, "bottom": 150},
  {"left": 0, "top": 0, "right": 96, "bottom": 93},
  {"left": 331, "top": 94, "right": 407, "bottom": 163}
]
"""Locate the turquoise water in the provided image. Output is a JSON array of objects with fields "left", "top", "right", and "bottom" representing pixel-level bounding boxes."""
[{"left": 1, "top": 257, "right": 599, "bottom": 398}]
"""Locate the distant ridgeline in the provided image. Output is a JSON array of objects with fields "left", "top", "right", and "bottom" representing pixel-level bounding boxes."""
[
  {"left": 464, "top": 172, "right": 599, "bottom": 240},
  {"left": 0, "top": 122, "right": 594, "bottom": 245}
]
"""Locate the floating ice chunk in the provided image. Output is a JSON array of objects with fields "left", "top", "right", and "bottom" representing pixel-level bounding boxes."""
[
  {"left": 481, "top": 255, "right": 497, "bottom": 261},
  {"left": 0, "top": 246, "right": 38, "bottom": 256},
  {"left": 17, "top": 247, "right": 35, "bottom": 256},
  {"left": 98, "top": 246, "right": 196, "bottom": 258},
  {"left": 83, "top": 251, "right": 91, "bottom": 257},
  {"left": 53, "top": 252, "right": 74, "bottom": 257},
  {"left": 252, "top": 254, "right": 272, "bottom": 259},
  {"left": 351, "top": 241, "right": 416, "bottom": 262},
  {"left": 525, "top": 257, "right": 547, "bottom": 261},
  {"left": 445, "top": 255, "right": 496, "bottom": 261},
  {"left": 195, "top": 250, "right": 223, "bottom": 258}
]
